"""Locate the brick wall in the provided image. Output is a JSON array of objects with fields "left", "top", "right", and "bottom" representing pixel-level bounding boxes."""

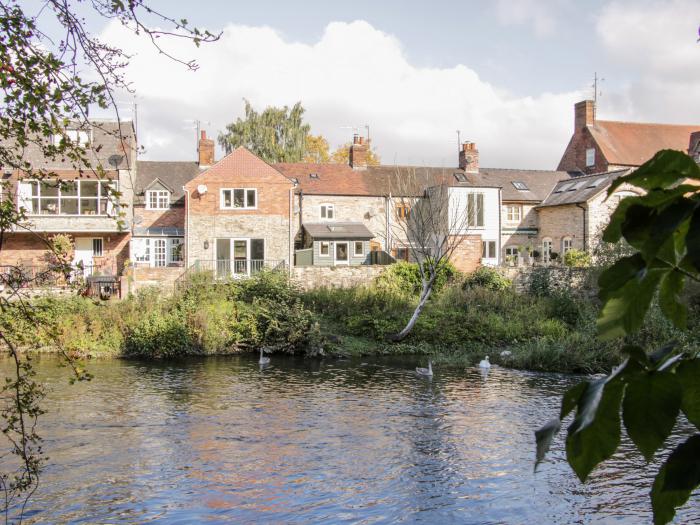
[
  {"left": 557, "top": 127, "right": 609, "bottom": 174},
  {"left": 134, "top": 205, "right": 185, "bottom": 229},
  {"left": 537, "top": 204, "right": 586, "bottom": 254},
  {"left": 448, "top": 235, "right": 482, "bottom": 273},
  {"left": 184, "top": 148, "right": 294, "bottom": 266}
]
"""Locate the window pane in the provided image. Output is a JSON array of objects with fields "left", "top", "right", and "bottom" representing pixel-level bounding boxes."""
[
  {"left": 99, "top": 199, "right": 109, "bottom": 215},
  {"left": 251, "top": 239, "right": 264, "bottom": 260},
  {"left": 354, "top": 241, "right": 363, "bottom": 255},
  {"left": 92, "top": 238, "right": 103, "bottom": 256},
  {"left": 61, "top": 181, "right": 78, "bottom": 196},
  {"left": 234, "top": 189, "right": 245, "bottom": 208},
  {"left": 233, "top": 240, "right": 247, "bottom": 258},
  {"left": 246, "top": 190, "right": 256, "bottom": 208},
  {"left": 61, "top": 198, "right": 79, "bottom": 214},
  {"left": 321, "top": 206, "right": 327, "bottom": 218},
  {"left": 320, "top": 242, "right": 329, "bottom": 255},
  {"left": 82, "top": 181, "right": 98, "bottom": 197},
  {"left": 223, "top": 190, "right": 232, "bottom": 208},
  {"left": 477, "top": 194, "right": 484, "bottom": 227},
  {"left": 81, "top": 198, "right": 98, "bottom": 215},
  {"left": 40, "top": 198, "right": 59, "bottom": 214},
  {"left": 40, "top": 181, "right": 59, "bottom": 197}
]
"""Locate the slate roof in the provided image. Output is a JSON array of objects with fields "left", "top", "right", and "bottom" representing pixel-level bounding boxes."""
[
  {"left": 538, "top": 169, "right": 631, "bottom": 207},
  {"left": 303, "top": 222, "right": 375, "bottom": 239},
  {"left": 476, "top": 168, "right": 572, "bottom": 202},
  {"left": 136, "top": 161, "right": 201, "bottom": 203},
  {"left": 589, "top": 121, "right": 699, "bottom": 166}
]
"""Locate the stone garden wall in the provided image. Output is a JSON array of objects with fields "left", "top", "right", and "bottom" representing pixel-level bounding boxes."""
[{"left": 292, "top": 265, "right": 386, "bottom": 290}]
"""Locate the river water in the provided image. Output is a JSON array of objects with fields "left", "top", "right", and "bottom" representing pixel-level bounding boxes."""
[{"left": 2, "top": 355, "right": 698, "bottom": 524}]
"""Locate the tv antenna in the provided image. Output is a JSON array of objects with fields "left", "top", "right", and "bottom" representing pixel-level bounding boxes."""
[{"left": 593, "top": 72, "right": 605, "bottom": 105}]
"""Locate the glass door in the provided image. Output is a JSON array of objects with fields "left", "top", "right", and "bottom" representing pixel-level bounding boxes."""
[
  {"left": 154, "top": 239, "right": 167, "bottom": 267},
  {"left": 233, "top": 239, "right": 248, "bottom": 275},
  {"left": 335, "top": 242, "right": 349, "bottom": 265},
  {"left": 216, "top": 238, "right": 231, "bottom": 276}
]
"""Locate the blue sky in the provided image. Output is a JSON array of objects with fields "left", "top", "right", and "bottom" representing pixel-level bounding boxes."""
[{"left": 25, "top": 0, "right": 700, "bottom": 168}]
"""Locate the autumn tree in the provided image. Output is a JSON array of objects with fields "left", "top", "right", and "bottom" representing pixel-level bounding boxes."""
[
  {"left": 303, "top": 134, "right": 330, "bottom": 163},
  {"left": 218, "top": 100, "right": 310, "bottom": 163},
  {"left": 330, "top": 141, "right": 381, "bottom": 166},
  {"left": 0, "top": 1, "right": 217, "bottom": 518}
]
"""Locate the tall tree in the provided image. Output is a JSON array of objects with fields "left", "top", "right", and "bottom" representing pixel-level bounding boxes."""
[
  {"left": 330, "top": 141, "right": 381, "bottom": 166},
  {"left": 303, "top": 134, "right": 330, "bottom": 163},
  {"left": 218, "top": 100, "right": 310, "bottom": 163},
  {"left": 0, "top": 1, "right": 217, "bottom": 518}
]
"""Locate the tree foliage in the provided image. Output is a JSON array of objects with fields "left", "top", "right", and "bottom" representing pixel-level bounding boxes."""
[
  {"left": 536, "top": 150, "right": 700, "bottom": 524},
  {"left": 218, "top": 99, "right": 311, "bottom": 162},
  {"left": 0, "top": 1, "right": 217, "bottom": 519},
  {"left": 303, "top": 134, "right": 330, "bottom": 163}
]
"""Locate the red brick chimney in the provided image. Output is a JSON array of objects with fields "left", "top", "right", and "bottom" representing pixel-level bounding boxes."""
[
  {"left": 349, "top": 134, "right": 368, "bottom": 171},
  {"left": 458, "top": 142, "right": 479, "bottom": 173},
  {"left": 198, "top": 130, "right": 215, "bottom": 167},
  {"left": 574, "top": 100, "right": 595, "bottom": 131}
]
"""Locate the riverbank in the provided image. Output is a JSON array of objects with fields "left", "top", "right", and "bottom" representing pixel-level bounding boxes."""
[{"left": 5, "top": 267, "right": 698, "bottom": 374}]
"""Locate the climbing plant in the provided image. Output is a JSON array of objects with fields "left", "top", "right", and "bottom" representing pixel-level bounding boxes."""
[{"left": 535, "top": 150, "right": 700, "bottom": 524}]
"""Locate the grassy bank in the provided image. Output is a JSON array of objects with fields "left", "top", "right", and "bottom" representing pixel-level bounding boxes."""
[{"left": 4, "top": 265, "right": 698, "bottom": 374}]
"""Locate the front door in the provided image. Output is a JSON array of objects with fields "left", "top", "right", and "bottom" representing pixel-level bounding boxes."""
[
  {"left": 233, "top": 239, "right": 248, "bottom": 275},
  {"left": 74, "top": 237, "right": 101, "bottom": 276},
  {"left": 335, "top": 242, "right": 349, "bottom": 265},
  {"left": 154, "top": 239, "right": 167, "bottom": 267}
]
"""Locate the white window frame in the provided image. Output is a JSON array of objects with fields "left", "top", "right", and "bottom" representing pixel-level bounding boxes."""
[
  {"left": 133, "top": 238, "right": 151, "bottom": 264},
  {"left": 334, "top": 241, "right": 350, "bottom": 265},
  {"left": 482, "top": 240, "right": 496, "bottom": 259},
  {"left": 542, "top": 238, "right": 553, "bottom": 262},
  {"left": 353, "top": 241, "right": 365, "bottom": 257},
  {"left": 53, "top": 129, "right": 90, "bottom": 147},
  {"left": 17, "top": 179, "right": 116, "bottom": 216},
  {"left": 320, "top": 204, "right": 334, "bottom": 219},
  {"left": 146, "top": 190, "right": 170, "bottom": 210},
  {"left": 170, "top": 238, "right": 183, "bottom": 263},
  {"left": 505, "top": 246, "right": 519, "bottom": 257},
  {"left": 467, "top": 193, "right": 485, "bottom": 228},
  {"left": 319, "top": 241, "right": 330, "bottom": 257},
  {"left": 506, "top": 204, "right": 522, "bottom": 222},
  {"left": 220, "top": 188, "right": 257, "bottom": 210},
  {"left": 585, "top": 148, "right": 596, "bottom": 167},
  {"left": 562, "top": 237, "right": 573, "bottom": 254},
  {"left": 92, "top": 238, "right": 103, "bottom": 257}
]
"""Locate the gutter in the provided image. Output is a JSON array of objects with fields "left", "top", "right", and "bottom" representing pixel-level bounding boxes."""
[
  {"left": 183, "top": 186, "right": 190, "bottom": 268},
  {"left": 575, "top": 202, "right": 587, "bottom": 251}
]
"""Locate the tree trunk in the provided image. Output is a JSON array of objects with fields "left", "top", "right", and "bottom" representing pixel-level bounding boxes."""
[{"left": 389, "top": 280, "right": 434, "bottom": 342}]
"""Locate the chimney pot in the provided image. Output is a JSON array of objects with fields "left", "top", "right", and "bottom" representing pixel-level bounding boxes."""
[
  {"left": 350, "top": 134, "right": 369, "bottom": 170},
  {"left": 198, "top": 128, "right": 215, "bottom": 167},
  {"left": 459, "top": 142, "right": 479, "bottom": 173}
]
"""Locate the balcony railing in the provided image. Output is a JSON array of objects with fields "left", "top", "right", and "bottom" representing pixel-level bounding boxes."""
[{"left": 0, "top": 261, "right": 116, "bottom": 290}]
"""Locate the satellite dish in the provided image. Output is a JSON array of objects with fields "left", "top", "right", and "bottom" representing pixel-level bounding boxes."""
[
  {"left": 108, "top": 154, "right": 124, "bottom": 168},
  {"left": 197, "top": 184, "right": 208, "bottom": 195}
]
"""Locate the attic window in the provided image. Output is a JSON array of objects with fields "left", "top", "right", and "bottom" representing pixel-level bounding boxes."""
[
  {"left": 327, "top": 225, "right": 346, "bottom": 233},
  {"left": 309, "top": 173, "right": 320, "bottom": 179},
  {"left": 568, "top": 180, "right": 587, "bottom": 191},
  {"left": 512, "top": 181, "right": 529, "bottom": 191},
  {"left": 557, "top": 182, "right": 574, "bottom": 193},
  {"left": 454, "top": 172, "right": 468, "bottom": 183},
  {"left": 586, "top": 178, "right": 605, "bottom": 189}
]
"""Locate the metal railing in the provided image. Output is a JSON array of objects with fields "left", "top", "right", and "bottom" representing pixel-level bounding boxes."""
[{"left": 0, "top": 261, "right": 117, "bottom": 290}]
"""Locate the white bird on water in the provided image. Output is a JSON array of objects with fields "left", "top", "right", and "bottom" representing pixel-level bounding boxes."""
[
  {"left": 416, "top": 360, "right": 433, "bottom": 377},
  {"left": 259, "top": 348, "right": 270, "bottom": 365},
  {"left": 479, "top": 356, "right": 491, "bottom": 369}
]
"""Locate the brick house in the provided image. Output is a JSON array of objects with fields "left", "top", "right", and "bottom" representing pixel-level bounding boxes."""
[
  {"left": 558, "top": 100, "right": 699, "bottom": 174},
  {"left": 183, "top": 146, "right": 294, "bottom": 277},
  {"left": 0, "top": 120, "right": 137, "bottom": 276}
]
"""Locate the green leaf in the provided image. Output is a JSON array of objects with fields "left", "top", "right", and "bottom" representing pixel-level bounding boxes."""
[
  {"left": 687, "top": 208, "right": 700, "bottom": 273},
  {"left": 658, "top": 270, "right": 687, "bottom": 329},
  {"left": 622, "top": 371, "right": 682, "bottom": 461},
  {"left": 622, "top": 345, "right": 650, "bottom": 368},
  {"left": 560, "top": 381, "right": 587, "bottom": 420},
  {"left": 676, "top": 359, "right": 700, "bottom": 428},
  {"left": 535, "top": 418, "right": 561, "bottom": 471},
  {"left": 609, "top": 150, "right": 700, "bottom": 194},
  {"left": 566, "top": 378, "right": 624, "bottom": 482},
  {"left": 651, "top": 434, "right": 700, "bottom": 525}
]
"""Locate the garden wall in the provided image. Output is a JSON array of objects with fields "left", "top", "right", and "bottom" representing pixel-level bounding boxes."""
[
  {"left": 498, "top": 266, "right": 596, "bottom": 296},
  {"left": 291, "top": 265, "right": 386, "bottom": 290}
]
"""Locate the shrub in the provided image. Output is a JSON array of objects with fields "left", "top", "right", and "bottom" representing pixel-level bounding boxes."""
[
  {"left": 462, "top": 266, "right": 511, "bottom": 291},
  {"left": 124, "top": 310, "right": 194, "bottom": 358},
  {"left": 375, "top": 260, "right": 458, "bottom": 295},
  {"left": 563, "top": 249, "right": 591, "bottom": 268},
  {"left": 528, "top": 267, "right": 551, "bottom": 297}
]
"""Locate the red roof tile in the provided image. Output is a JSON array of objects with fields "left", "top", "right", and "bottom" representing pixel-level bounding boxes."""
[{"left": 590, "top": 120, "right": 699, "bottom": 166}]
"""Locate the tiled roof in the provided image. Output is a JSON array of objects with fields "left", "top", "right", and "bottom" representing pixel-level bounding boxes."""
[
  {"left": 274, "top": 163, "right": 481, "bottom": 197},
  {"left": 136, "top": 161, "right": 201, "bottom": 203},
  {"left": 476, "top": 168, "right": 572, "bottom": 201},
  {"left": 590, "top": 121, "right": 699, "bottom": 166},
  {"left": 303, "top": 222, "right": 375, "bottom": 239},
  {"left": 539, "top": 169, "right": 631, "bottom": 207}
]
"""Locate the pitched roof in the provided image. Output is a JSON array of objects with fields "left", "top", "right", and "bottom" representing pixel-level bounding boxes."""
[
  {"left": 136, "top": 161, "right": 201, "bottom": 203},
  {"left": 274, "top": 163, "right": 481, "bottom": 197},
  {"left": 589, "top": 121, "right": 699, "bottom": 166},
  {"left": 303, "top": 222, "right": 375, "bottom": 239},
  {"left": 538, "top": 169, "right": 631, "bottom": 207},
  {"left": 476, "top": 168, "right": 572, "bottom": 201}
]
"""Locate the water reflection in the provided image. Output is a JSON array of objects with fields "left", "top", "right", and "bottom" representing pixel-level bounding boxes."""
[{"left": 1, "top": 355, "right": 697, "bottom": 524}]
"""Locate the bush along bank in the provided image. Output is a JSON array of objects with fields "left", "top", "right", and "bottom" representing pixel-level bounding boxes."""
[{"left": 5, "top": 264, "right": 699, "bottom": 374}]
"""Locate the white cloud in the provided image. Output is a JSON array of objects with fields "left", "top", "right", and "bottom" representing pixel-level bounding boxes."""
[
  {"left": 595, "top": 0, "right": 700, "bottom": 123},
  {"left": 494, "top": 0, "right": 562, "bottom": 37},
  {"left": 100, "top": 19, "right": 583, "bottom": 169}
]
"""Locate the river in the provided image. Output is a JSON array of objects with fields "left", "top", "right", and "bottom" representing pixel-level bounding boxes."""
[{"left": 1, "top": 355, "right": 698, "bottom": 524}]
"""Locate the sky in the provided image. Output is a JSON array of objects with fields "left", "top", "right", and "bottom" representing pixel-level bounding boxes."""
[{"left": 26, "top": 0, "right": 700, "bottom": 169}]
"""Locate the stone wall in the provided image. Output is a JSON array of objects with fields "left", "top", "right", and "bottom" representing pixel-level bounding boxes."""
[
  {"left": 124, "top": 266, "right": 184, "bottom": 296},
  {"left": 291, "top": 265, "right": 386, "bottom": 290},
  {"left": 498, "top": 265, "right": 595, "bottom": 296}
]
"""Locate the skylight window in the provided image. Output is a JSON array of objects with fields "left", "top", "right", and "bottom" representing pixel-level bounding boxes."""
[
  {"left": 309, "top": 173, "right": 320, "bottom": 179},
  {"left": 586, "top": 178, "right": 605, "bottom": 189},
  {"left": 558, "top": 182, "right": 574, "bottom": 192},
  {"left": 568, "top": 180, "right": 587, "bottom": 191},
  {"left": 512, "top": 181, "right": 529, "bottom": 191},
  {"left": 454, "top": 172, "right": 468, "bottom": 183}
]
